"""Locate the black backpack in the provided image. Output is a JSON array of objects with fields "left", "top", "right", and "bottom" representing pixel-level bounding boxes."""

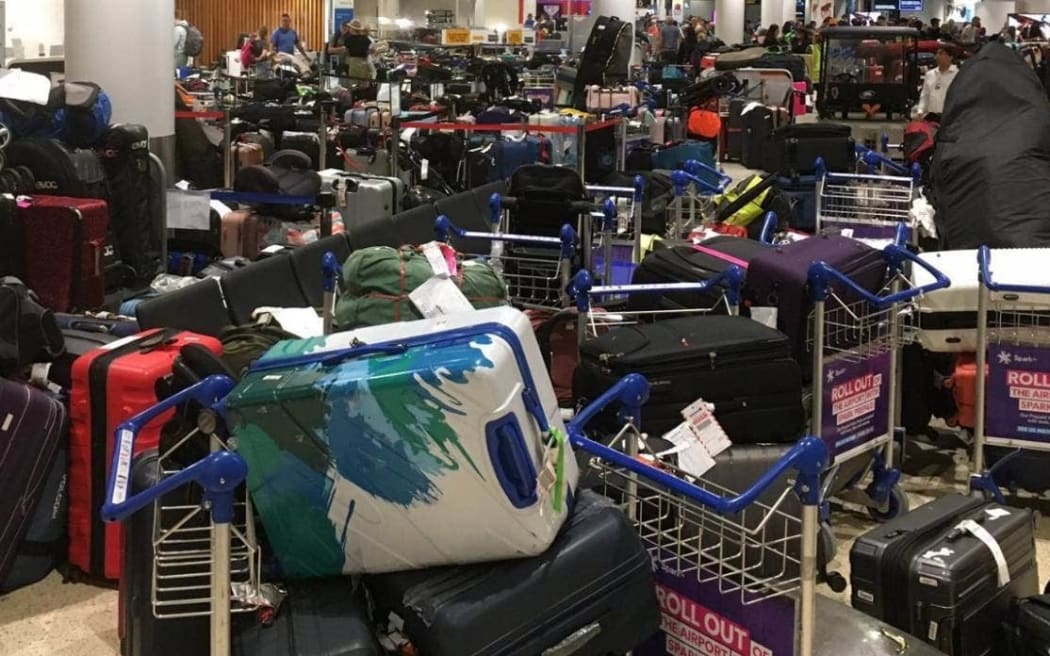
[{"left": 0, "top": 277, "right": 65, "bottom": 377}]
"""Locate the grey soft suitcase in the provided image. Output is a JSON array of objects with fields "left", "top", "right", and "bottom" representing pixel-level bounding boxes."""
[{"left": 343, "top": 172, "right": 404, "bottom": 223}]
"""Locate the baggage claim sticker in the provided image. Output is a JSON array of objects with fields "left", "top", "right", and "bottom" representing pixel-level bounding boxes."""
[
  {"left": 820, "top": 352, "right": 892, "bottom": 457},
  {"left": 987, "top": 345, "right": 1050, "bottom": 442}
]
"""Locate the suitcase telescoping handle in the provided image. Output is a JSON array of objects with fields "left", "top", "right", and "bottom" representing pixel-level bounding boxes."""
[
  {"left": 570, "top": 266, "right": 746, "bottom": 314},
  {"left": 567, "top": 374, "right": 829, "bottom": 512},
  {"left": 979, "top": 245, "right": 1050, "bottom": 295},
  {"left": 434, "top": 215, "right": 578, "bottom": 258},
  {"left": 808, "top": 242, "right": 951, "bottom": 309},
  {"left": 101, "top": 374, "right": 241, "bottom": 524}
]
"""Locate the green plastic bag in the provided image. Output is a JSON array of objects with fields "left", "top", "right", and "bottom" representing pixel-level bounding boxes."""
[{"left": 334, "top": 245, "right": 509, "bottom": 329}]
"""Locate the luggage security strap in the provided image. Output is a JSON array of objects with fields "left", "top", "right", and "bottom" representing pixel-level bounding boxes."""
[{"left": 955, "top": 519, "right": 1010, "bottom": 588}]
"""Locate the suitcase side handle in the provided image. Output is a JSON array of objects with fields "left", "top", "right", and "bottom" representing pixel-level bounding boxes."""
[
  {"left": 808, "top": 243, "right": 950, "bottom": 309},
  {"left": 568, "top": 374, "right": 829, "bottom": 512},
  {"left": 979, "top": 245, "right": 1050, "bottom": 295},
  {"left": 101, "top": 375, "right": 241, "bottom": 523}
]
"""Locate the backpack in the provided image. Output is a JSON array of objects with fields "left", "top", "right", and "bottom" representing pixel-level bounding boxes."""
[
  {"left": 0, "top": 277, "right": 65, "bottom": 377},
  {"left": 184, "top": 24, "right": 204, "bottom": 58}
]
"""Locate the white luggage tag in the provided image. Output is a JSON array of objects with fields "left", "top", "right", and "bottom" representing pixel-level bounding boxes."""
[
  {"left": 681, "top": 399, "right": 732, "bottom": 458},
  {"left": 954, "top": 517, "right": 1011, "bottom": 588},
  {"left": 537, "top": 427, "right": 568, "bottom": 513}
]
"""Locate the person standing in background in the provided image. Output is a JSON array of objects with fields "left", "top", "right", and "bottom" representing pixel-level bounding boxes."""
[
  {"left": 272, "top": 13, "right": 309, "bottom": 58},
  {"left": 242, "top": 26, "right": 275, "bottom": 79},
  {"left": 174, "top": 16, "right": 190, "bottom": 69},
  {"left": 524, "top": 13, "right": 536, "bottom": 28},
  {"left": 659, "top": 17, "right": 682, "bottom": 65},
  {"left": 647, "top": 17, "right": 663, "bottom": 60},
  {"left": 341, "top": 20, "right": 376, "bottom": 83},
  {"left": 914, "top": 46, "right": 958, "bottom": 121},
  {"left": 327, "top": 21, "right": 352, "bottom": 75}
]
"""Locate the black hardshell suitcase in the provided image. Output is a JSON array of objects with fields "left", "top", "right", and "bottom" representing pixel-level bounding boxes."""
[
  {"left": 910, "top": 503, "right": 1038, "bottom": 656},
  {"left": 627, "top": 237, "right": 768, "bottom": 311},
  {"left": 0, "top": 379, "right": 68, "bottom": 590},
  {"left": 722, "top": 99, "right": 747, "bottom": 163},
  {"left": 746, "top": 235, "right": 886, "bottom": 375},
  {"left": 850, "top": 494, "right": 987, "bottom": 624},
  {"left": 120, "top": 449, "right": 209, "bottom": 656},
  {"left": 763, "top": 123, "right": 855, "bottom": 176},
  {"left": 233, "top": 580, "right": 380, "bottom": 656},
  {"left": 741, "top": 104, "right": 777, "bottom": 170},
  {"left": 851, "top": 497, "right": 1039, "bottom": 656},
  {"left": 367, "top": 491, "right": 659, "bottom": 656},
  {"left": 1005, "top": 594, "right": 1050, "bottom": 655},
  {"left": 574, "top": 315, "right": 805, "bottom": 442}
]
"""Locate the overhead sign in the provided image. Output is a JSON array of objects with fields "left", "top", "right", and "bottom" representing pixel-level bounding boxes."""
[
  {"left": 442, "top": 28, "right": 471, "bottom": 45},
  {"left": 470, "top": 29, "right": 489, "bottom": 44},
  {"left": 899, "top": 0, "right": 924, "bottom": 12},
  {"left": 333, "top": 0, "right": 355, "bottom": 29}
]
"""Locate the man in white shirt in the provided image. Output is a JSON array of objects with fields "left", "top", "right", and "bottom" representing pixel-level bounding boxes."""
[{"left": 914, "top": 47, "right": 958, "bottom": 120}]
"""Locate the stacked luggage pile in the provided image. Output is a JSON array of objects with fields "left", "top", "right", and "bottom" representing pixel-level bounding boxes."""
[{"left": 5, "top": 15, "right": 1050, "bottom": 656}]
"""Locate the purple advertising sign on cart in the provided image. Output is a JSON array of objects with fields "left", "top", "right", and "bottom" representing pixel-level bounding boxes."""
[
  {"left": 638, "top": 559, "right": 796, "bottom": 656},
  {"left": 821, "top": 352, "right": 891, "bottom": 457},
  {"left": 986, "top": 345, "right": 1050, "bottom": 442}
]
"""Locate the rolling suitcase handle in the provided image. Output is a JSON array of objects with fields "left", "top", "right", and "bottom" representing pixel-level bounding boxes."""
[
  {"left": 101, "top": 375, "right": 243, "bottom": 656},
  {"left": 321, "top": 251, "right": 342, "bottom": 336}
]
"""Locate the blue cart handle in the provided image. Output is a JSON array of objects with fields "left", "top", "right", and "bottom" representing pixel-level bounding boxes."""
[
  {"left": 808, "top": 244, "right": 951, "bottom": 308},
  {"left": 683, "top": 159, "right": 732, "bottom": 191},
  {"left": 322, "top": 251, "right": 343, "bottom": 294},
  {"left": 672, "top": 165, "right": 730, "bottom": 196},
  {"left": 435, "top": 215, "right": 577, "bottom": 258},
  {"left": 571, "top": 267, "right": 744, "bottom": 312},
  {"left": 855, "top": 145, "right": 912, "bottom": 177},
  {"left": 101, "top": 375, "right": 243, "bottom": 524},
  {"left": 979, "top": 245, "right": 1050, "bottom": 294},
  {"left": 758, "top": 211, "right": 779, "bottom": 245},
  {"left": 567, "top": 376, "right": 829, "bottom": 511}
]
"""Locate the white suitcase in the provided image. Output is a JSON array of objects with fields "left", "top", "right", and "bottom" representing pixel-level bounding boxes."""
[
  {"left": 914, "top": 249, "right": 1050, "bottom": 352},
  {"left": 225, "top": 307, "right": 581, "bottom": 576}
]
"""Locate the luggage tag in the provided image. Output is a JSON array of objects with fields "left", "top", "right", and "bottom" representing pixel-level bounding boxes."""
[
  {"left": 409, "top": 276, "right": 473, "bottom": 319},
  {"left": 681, "top": 398, "right": 732, "bottom": 458},
  {"left": 537, "top": 427, "right": 567, "bottom": 513},
  {"left": 750, "top": 306, "right": 778, "bottom": 329}
]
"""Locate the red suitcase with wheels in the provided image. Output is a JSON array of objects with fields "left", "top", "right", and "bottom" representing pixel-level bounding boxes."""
[
  {"left": 17, "top": 195, "right": 115, "bottom": 312},
  {"left": 67, "top": 329, "right": 223, "bottom": 581}
]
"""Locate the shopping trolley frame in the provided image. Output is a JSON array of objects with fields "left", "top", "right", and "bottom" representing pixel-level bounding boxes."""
[
  {"left": 970, "top": 246, "right": 1050, "bottom": 502},
  {"left": 665, "top": 160, "right": 733, "bottom": 241},
  {"left": 808, "top": 241, "right": 950, "bottom": 520},
  {"left": 814, "top": 157, "right": 917, "bottom": 245},
  {"left": 568, "top": 374, "right": 830, "bottom": 656}
]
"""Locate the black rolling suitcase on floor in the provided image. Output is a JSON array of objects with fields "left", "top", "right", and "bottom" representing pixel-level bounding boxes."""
[
  {"left": 233, "top": 580, "right": 380, "bottom": 656},
  {"left": 367, "top": 491, "right": 659, "bottom": 656},
  {"left": 574, "top": 315, "right": 805, "bottom": 442},
  {"left": 627, "top": 237, "right": 768, "bottom": 312},
  {"left": 763, "top": 123, "right": 855, "bottom": 176},
  {"left": 741, "top": 105, "right": 786, "bottom": 170},
  {"left": 1004, "top": 594, "right": 1050, "bottom": 655},
  {"left": 850, "top": 495, "right": 1039, "bottom": 656}
]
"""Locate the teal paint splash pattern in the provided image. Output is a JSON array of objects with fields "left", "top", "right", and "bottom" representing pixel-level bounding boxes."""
[{"left": 232, "top": 333, "right": 498, "bottom": 576}]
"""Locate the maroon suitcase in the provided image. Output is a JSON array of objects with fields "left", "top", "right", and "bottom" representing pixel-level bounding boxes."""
[
  {"left": 18, "top": 196, "right": 114, "bottom": 312},
  {"left": 0, "top": 378, "right": 67, "bottom": 587},
  {"left": 745, "top": 235, "right": 886, "bottom": 375}
]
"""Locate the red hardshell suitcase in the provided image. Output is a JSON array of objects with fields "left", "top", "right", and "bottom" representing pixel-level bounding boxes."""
[
  {"left": 68, "top": 329, "right": 223, "bottom": 581},
  {"left": 0, "top": 379, "right": 67, "bottom": 588},
  {"left": 18, "top": 195, "right": 112, "bottom": 312},
  {"left": 745, "top": 235, "right": 886, "bottom": 374}
]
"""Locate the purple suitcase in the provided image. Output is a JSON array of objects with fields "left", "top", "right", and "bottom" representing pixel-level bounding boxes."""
[
  {"left": 0, "top": 379, "right": 67, "bottom": 587},
  {"left": 745, "top": 235, "right": 886, "bottom": 376}
]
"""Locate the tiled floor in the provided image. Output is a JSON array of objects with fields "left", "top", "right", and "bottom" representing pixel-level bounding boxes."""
[{"left": 1, "top": 430, "right": 1048, "bottom": 655}]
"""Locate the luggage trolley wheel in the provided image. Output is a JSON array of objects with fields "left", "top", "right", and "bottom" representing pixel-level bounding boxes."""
[
  {"left": 866, "top": 484, "right": 909, "bottom": 522},
  {"left": 818, "top": 521, "right": 847, "bottom": 593}
]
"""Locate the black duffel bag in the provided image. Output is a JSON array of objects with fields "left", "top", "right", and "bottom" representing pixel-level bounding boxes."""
[{"left": 753, "top": 53, "right": 808, "bottom": 83}]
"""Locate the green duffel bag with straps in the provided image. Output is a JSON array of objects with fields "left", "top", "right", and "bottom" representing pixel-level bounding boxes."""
[{"left": 334, "top": 244, "right": 509, "bottom": 329}]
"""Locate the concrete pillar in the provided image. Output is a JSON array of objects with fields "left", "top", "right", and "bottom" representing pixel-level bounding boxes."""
[
  {"left": 783, "top": 0, "right": 798, "bottom": 22},
  {"left": 1017, "top": 0, "right": 1050, "bottom": 12},
  {"left": 693, "top": 0, "right": 716, "bottom": 20},
  {"left": 975, "top": 0, "right": 1015, "bottom": 33},
  {"left": 715, "top": 0, "right": 745, "bottom": 43},
  {"left": 761, "top": 0, "right": 783, "bottom": 29},
  {"left": 65, "top": 0, "right": 175, "bottom": 173},
  {"left": 474, "top": 0, "right": 484, "bottom": 27},
  {"left": 596, "top": 0, "right": 637, "bottom": 21}
]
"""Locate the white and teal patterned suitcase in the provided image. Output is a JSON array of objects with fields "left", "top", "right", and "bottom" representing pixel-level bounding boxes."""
[{"left": 225, "top": 307, "right": 580, "bottom": 577}]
